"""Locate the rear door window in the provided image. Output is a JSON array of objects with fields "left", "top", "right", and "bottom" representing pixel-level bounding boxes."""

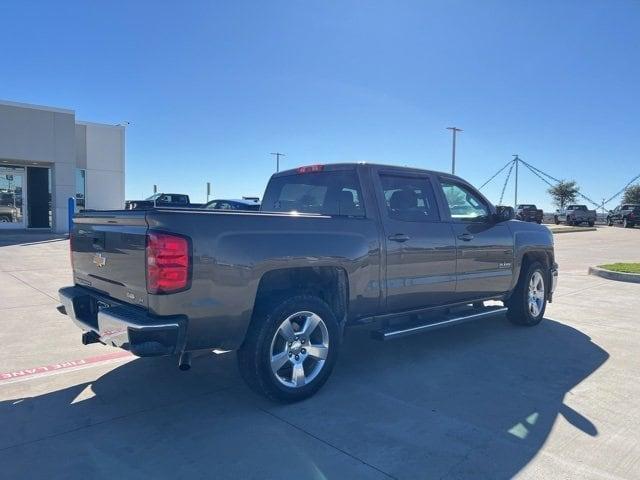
[
  {"left": 262, "top": 170, "right": 365, "bottom": 217},
  {"left": 379, "top": 174, "right": 440, "bottom": 222}
]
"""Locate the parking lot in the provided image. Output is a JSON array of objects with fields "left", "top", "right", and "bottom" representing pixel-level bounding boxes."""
[{"left": 1, "top": 227, "right": 639, "bottom": 479}]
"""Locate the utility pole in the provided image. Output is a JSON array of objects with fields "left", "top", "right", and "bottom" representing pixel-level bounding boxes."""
[
  {"left": 513, "top": 155, "right": 519, "bottom": 207},
  {"left": 446, "top": 127, "right": 462, "bottom": 174},
  {"left": 270, "top": 152, "right": 285, "bottom": 173},
  {"left": 206, "top": 182, "right": 211, "bottom": 203}
]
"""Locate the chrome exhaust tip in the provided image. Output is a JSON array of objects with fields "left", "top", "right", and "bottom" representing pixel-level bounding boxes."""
[{"left": 178, "top": 351, "right": 192, "bottom": 371}]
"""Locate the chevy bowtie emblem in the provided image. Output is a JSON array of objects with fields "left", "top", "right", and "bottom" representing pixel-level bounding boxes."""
[{"left": 93, "top": 252, "right": 107, "bottom": 268}]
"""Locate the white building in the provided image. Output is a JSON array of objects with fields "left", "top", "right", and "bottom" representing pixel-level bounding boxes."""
[{"left": 0, "top": 100, "right": 125, "bottom": 233}]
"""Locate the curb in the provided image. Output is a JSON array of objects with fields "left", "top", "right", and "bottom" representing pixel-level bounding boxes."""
[
  {"left": 588, "top": 266, "right": 640, "bottom": 284},
  {"left": 548, "top": 227, "right": 597, "bottom": 234}
]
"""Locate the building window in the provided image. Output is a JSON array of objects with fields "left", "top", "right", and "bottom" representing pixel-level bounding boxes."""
[
  {"left": 0, "top": 166, "right": 25, "bottom": 225},
  {"left": 76, "top": 169, "right": 86, "bottom": 209}
]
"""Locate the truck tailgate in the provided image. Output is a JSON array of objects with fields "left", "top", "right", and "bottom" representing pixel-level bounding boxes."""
[{"left": 71, "top": 210, "right": 149, "bottom": 308}]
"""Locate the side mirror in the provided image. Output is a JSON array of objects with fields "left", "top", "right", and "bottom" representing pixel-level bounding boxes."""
[{"left": 495, "top": 205, "right": 514, "bottom": 222}]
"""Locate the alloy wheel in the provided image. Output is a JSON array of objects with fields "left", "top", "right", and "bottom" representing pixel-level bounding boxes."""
[
  {"left": 269, "top": 311, "right": 329, "bottom": 388},
  {"left": 527, "top": 271, "right": 545, "bottom": 317}
]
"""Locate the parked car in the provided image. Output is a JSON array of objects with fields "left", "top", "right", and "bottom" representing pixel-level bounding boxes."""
[
  {"left": 125, "top": 193, "right": 204, "bottom": 210},
  {"left": 205, "top": 198, "right": 260, "bottom": 211},
  {"left": 59, "top": 163, "right": 558, "bottom": 402},
  {"left": 554, "top": 204, "right": 596, "bottom": 226},
  {"left": 515, "top": 204, "right": 543, "bottom": 224},
  {"left": 0, "top": 204, "right": 19, "bottom": 223},
  {"left": 607, "top": 204, "right": 640, "bottom": 228}
]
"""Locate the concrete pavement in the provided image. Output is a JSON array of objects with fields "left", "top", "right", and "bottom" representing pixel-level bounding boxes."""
[{"left": 1, "top": 227, "right": 639, "bottom": 479}]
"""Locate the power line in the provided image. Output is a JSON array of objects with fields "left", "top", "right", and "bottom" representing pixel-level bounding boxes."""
[
  {"left": 519, "top": 158, "right": 601, "bottom": 208},
  {"left": 477, "top": 155, "right": 639, "bottom": 209},
  {"left": 603, "top": 173, "right": 640, "bottom": 205},
  {"left": 520, "top": 161, "right": 556, "bottom": 188},
  {"left": 479, "top": 160, "right": 514, "bottom": 190},
  {"left": 519, "top": 159, "right": 560, "bottom": 184},
  {"left": 498, "top": 160, "right": 516, "bottom": 205}
]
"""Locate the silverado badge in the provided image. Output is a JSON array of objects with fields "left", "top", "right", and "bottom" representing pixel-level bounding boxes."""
[{"left": 92, "top": 253, "right": 107, "bottom": 268}]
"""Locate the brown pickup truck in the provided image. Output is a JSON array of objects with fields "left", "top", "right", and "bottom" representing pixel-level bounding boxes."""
[
  {"left": 515, "top": 204, "right": 543, "bottom": 224},
  {"left": 59, "top": 163, "right": 558, "bottom": 401}
]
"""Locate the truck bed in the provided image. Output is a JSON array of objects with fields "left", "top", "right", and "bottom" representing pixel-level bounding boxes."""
[{"left": 71, "top": 207, "right": 379, "bottom": 350}]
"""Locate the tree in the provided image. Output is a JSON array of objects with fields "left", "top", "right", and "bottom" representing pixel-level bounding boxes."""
[
  {"left": 622, "top": 184, "right": 640, "bottom": 204},
  {"left": 547, "top": 180, "right": 580, "bottom": 210}
]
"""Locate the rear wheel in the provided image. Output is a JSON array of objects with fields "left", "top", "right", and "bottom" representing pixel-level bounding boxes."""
[
  {"left": 623, "top": 218, "right": 633, "bottom": 228},
  {"left": 607, "top": 217, "right": 613, "bottom": 226},
  {"left": 237, "top": 295, "right": 340, "bottom": 402},
  {"left": 554, "top": 216, "right": 560, "bottom": 225},
  {"left": 588, "top": 220, "right": 595, "bottom": 227},
  {"left": 507, "top": 261, "right": 547, "bottom": 326}
]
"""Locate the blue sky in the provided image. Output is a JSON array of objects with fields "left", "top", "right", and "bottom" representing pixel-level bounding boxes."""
[{"left": 1, "top": 0, "right": 638, "bottom": 211}]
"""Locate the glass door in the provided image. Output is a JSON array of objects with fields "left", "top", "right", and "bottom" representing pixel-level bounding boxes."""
[{"left": 0, "top": 166, "right": 25, "bottom": 228}]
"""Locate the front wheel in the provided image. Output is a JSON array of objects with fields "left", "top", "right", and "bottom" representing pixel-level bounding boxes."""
[
  {"left": 623, "top": 218, "right": 633, "bottom": 228},
  {"left": 588, "top": 220, "right": 595, "bottom": 227},
  {"left": 237, "top": 295, "right": 340, "bottom": 402},
  {"left": 554, "top": 216, "right": 560, "bottom": 225},
  {"left": 607, "top": 217, "right": 613, "bottom": 226},
  {"left": 507, "top": 261, "right": 547, "bottom": 326}
]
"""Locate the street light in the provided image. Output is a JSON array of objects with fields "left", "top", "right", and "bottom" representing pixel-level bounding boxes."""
[{"left": 446, "top": 127, "right": 462, "bottom": 175}]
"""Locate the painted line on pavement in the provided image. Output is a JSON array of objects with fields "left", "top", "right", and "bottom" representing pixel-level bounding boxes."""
[{"left": 0, "top": 350, "right": 134, "bottom": 385}]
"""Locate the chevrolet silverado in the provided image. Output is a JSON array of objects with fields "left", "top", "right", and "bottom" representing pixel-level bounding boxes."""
[{"left": 59, "top": 163, "right": 558, "bottom": 402}]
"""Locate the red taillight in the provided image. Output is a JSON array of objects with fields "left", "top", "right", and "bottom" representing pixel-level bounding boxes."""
[
  {"left": 296, "top": 164, "right": 324, "bottom": 174},
  {"left": 146, "top": 232, "right": 191, "bottom": 294}
]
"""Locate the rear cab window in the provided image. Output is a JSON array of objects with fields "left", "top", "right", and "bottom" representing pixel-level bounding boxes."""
[{"left": 261, "top": 169, "right": 365, "bottom": 217}]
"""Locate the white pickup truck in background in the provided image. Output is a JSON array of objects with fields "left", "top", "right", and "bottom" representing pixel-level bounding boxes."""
[{"left": 554, "top": 204, "right": 597, "bottom": 226}]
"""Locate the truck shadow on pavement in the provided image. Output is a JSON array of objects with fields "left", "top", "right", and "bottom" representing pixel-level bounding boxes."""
[{"left": 1, "top": 317, "right": 608, "bottom": 479}]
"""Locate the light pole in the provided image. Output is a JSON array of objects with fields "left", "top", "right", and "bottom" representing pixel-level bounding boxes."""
[
  {"left": 513, "top": 155, "right": 520, "bottom": 207},
  {"left": 446, "top": 127, "right": 462, "bottom": 174},
  {"left": 270, "top": 152, "right": 285, "bottom": 173}
]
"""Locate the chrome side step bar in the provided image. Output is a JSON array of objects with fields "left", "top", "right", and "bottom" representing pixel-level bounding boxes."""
[{"left": 371, "top": 306, "right": 508, "bottom": 341}]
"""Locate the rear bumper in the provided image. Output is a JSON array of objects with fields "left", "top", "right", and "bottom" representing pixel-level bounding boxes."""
[
  {"left": 58, "top": 286, "right": 187, "bottom": 357},
  {"left": 516, "top": 214, "right": 542, "bottom": 222}
]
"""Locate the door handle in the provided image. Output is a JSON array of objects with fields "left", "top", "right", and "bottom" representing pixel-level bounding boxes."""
[
  {"left": 388, "top": 233, "right": 410, "bottom": 242},
  {"left": 457, "top": 233, "right": 474, "bottom": 241}
]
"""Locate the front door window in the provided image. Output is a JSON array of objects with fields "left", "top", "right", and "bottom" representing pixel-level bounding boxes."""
[{"left": 440, "top": 181, "right": 490, "bottom": 222}]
